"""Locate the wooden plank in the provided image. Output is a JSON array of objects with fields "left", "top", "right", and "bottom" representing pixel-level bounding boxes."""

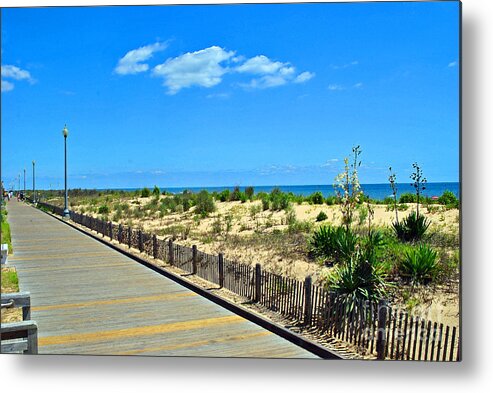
[
  {"left": 450, "top": 326, "right": 457, "bottom": 361},
  {"left": 442, "top": 325, "right": 450, "bottom": 361},
  {"left": 436, "top": 323, "right": 444, "bottom": 361},
  {"left": 424, "top": 320, "right": 432, "bottom": 361}
]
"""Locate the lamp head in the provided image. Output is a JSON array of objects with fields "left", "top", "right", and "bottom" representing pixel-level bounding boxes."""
[{"left": 62, "top": 124, "right": 69, "bottom": 138}]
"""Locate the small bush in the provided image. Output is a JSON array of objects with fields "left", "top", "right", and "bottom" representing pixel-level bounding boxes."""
[
  {"left": 261, "top": 195, "right": 270, "bottom": 211},
  {"left": 245, "top": 186, "right": 254, "bottom": 200},
  {"left": 270, "top": 188, "right": 290, "bottom": 211},
  {"left": 218, "top": 189, "right": 230, "bottom": 202},
  {"left": 325, "top": 196, "right": 337, "bottom": 206},
  {"left": 438, "top": 190, "right": 458, "bottom": 206},
  {"left": 400, "top": 244, "right": 438, "bottom": 284},
  {"left": 98, "top": 205, "right": 110, "bottom": 214},
  {"left": 309, "top": 191, "right": 324, "bottom": 205},
  {"left": 195, "top": 190, "right": 215, "bottom": 216},
  {"left": 316, "top": 211, "right": 328, "bottom": 222},
  {"left": 326, "top": 251, "right": 389, "bottom": 303},
  {"left": 399, "top": 193, "right": 416, "bottom": 203},
  {"left": 230, "top": 186, "right": 242, "bottom": 201},
  {"left": 152, "top": 186, "right": 160, "bottom": 196},
  {"left": 309, "top": 226, "right": 358, "bottom": 265},
  {"left": 141, "top": 188, "right": 151, "bottom": 198},
  {"left": 392, "top": 211, "right": 431, "bottom": 242}
]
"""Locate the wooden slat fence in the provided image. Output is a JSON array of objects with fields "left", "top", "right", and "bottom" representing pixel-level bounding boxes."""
[{"left": 36, "top": 201, "right": 461, "bottom": 361}]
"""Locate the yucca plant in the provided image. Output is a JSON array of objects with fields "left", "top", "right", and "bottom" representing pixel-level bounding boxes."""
[
  {"left": 400, "top": 244, "right": 438, "bottom": 284},
  {"left": 309, "top": 225, "right": 358, "bottom": 265},
  {"left": 392, "top": 211, "right": 430, "bottom": 242},
  {"left": 326, "top": 250, "right": 389, "bottom": 304}
]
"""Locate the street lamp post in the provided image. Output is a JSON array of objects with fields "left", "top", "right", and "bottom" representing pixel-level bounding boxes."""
[
  {"left": 63, "top": 125, "right": 70, "bottom": 218},
  {"left": 23, "top": 169, "right": 26, "bottom": 198},
  {"left": 32, "top": 160, "right": 36, "bottom": 203}
]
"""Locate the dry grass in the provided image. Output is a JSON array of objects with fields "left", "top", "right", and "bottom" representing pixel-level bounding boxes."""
[{"left": 1, "top": 267, "right": 22, "bottom": 323}]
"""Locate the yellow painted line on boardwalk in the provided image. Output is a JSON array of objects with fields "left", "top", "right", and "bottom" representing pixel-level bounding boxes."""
[
  {"left": 33, "top": 292, "right": 196, "bottom": 312},
  {"left": 115, "top": 330, "right": 272, "bottom": 355},
  {"left": 15, "top": 262, "right": 131, "bottom": 273},
  {"left": 10, "top": 251, "right": 111, "bottom": 261},
  {"left": 39, "top": 315, "right": 244, "bottom": 346}
]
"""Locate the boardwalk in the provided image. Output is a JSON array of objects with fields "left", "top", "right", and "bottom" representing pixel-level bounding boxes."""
[{"left": 5, "top": 200, "right": 317, "bottom": 358}]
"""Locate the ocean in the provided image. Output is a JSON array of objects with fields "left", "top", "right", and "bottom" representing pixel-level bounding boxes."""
[{"left": 117, "top": 182, "right": 460, "bottom": 201}]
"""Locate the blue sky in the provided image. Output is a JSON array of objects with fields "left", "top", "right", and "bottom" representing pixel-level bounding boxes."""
[{"left": 1, "top": 1, "right": 459, "bottom": 190}]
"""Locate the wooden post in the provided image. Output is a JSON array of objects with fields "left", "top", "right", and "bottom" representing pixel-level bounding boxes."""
[
  {"left": 218, "top": 253, "right": 224, "bottom": 288},
  {"left": 169, "top": 239, "right": 174, "bottom": 265},
  {"left": 138, "top": 230, "right": 143, "bottom": 252},
  {"left": 109, "top": 222, "right": 113, "bottom": 241},
  {"left": 27, "top": 323, "right": 38, "bottom": 354},
  {"left": 192, "top": 245, "right": 198, "bottom": 274},
  {"left": 255, "top": 264, "right": 262, "bottom": 303},
  {"left": 152, "top": 234, "right": 158, "bottom": 259},
  {"left": 128, "top": 227, "right": 132, "bottom": 248},
  {"left": 376, "top": 300, "right": 389, "bottom": 360},
  {"left": 304, "top": 276, "right": 313, "bottom": 326},
  {"left": 118, "top": 224, "right": 123, "bottom": 243},
  {"left": 23, "top": 296, "right": 31, "bottom": 321}
]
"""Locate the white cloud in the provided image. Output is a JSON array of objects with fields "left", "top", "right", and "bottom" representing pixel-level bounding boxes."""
[
  {"left": 114, "top": 42, "right": 167, "bottom": 75},
  {"left": 294, "top": 71, "right": 315, "bottom": 84},
  {"left": 206, "top": 92, "right": 230, "bottom": 99},
  {"left": 1, "top": 64, "right": 34, "bottom": 92},
  {"left": 354, "top": 82, "right": 363, "bottom": 88},
  {"left": 236, "top": 55, "right": 313, "bottom": 89},
  {"left": 1, "top": 80, "right": 14, "bottom": 92},
  {"left": 1, "top": 65, "right": 33, "bottom": 82},
  {"left": 331, "top": 60, "right": 359, "bottom": 70},
  {"left": 152, "top": 46, "right": 235, "bottom": 95},
  {"left": 236, "top": 55, "right": 290, "bottom": 75},
  {"left": 448, "top": 61, "right": 457, "bottom": 67},
  {"left": 321, "top": 158, "right": 339, "bottom": 167},
  {"left": 328, "top": 84, "right": 344, "bottom": 91}
]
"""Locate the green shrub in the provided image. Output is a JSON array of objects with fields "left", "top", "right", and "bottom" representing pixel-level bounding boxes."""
[
  {"left": 230, "top": 186, "right": 242, "bottom": 201},
  {"left": 240, "top": 192, "right": 248, "bottom": 203},
  {"left": 141, "top": 187, "right": 151, "bottom": 198},
  {"left": 1, "top": 220, "right": 12, "bottom": 253},
  {"left": 438, "top": 190, "right": 458, "bottom": 205},
  {"left": 392, "top": 211, "right": 430, "bottom": 242},
  {"left": 270, "top": 188, "right": 289, "bottom": 210},
  {"left": 245, "top": 186, "right": 254, "bottom": 200},
  {"left": 152, "top": 186, "right": 160, "bottom": 196},
  {"left": 325, "top": 196, "right": 337, "bottom": 206},
  {"left": 316, "top": 211, "right": 328, "bottom": 222},
  {"left": 309, "top": 226, "right": 358, "bottom": 265},
  {"left": 218, "top": 189, "right": 230, "bottom": 202},
  {"left": 326, "top": 250, "right": 389, "bottom": 303},
  {"left": 309, "top": 191, "right": 324, "bottom": 205},
  {"left": 400, "top": 244, "right": 438, "bottom": 284},
  {"left": 98, "top": 205, "right": 110, "bottom": 214},
  {"left": 257, "top": 193, "right": 270, "bottom": 211},
  {"left": 195, "top": 190, "right": 215, "bottom": 216},
  {"left": 399, "top": 193, "right": 416, "bottom": 203}
]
